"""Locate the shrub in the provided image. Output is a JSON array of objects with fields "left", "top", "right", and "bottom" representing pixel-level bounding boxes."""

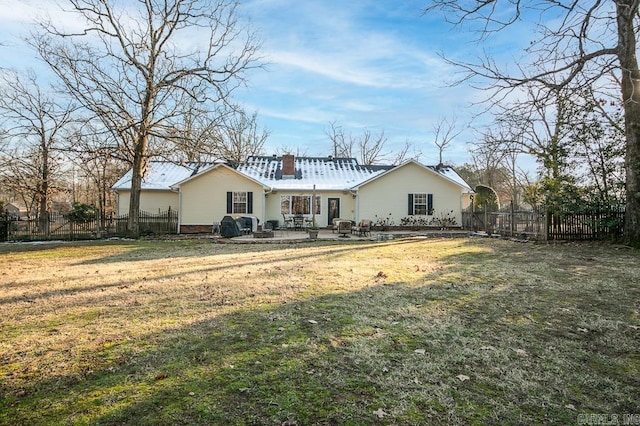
[{"left": 67, "top": 203, "right": 97, "bottom": 223}]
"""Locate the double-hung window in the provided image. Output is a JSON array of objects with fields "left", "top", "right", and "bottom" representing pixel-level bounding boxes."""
[
  {"left": 226, "top": 191, "right": 253, "bottom": 214},
  {"left": 408, "top": 193, "right": 433, "bottom": 215}
]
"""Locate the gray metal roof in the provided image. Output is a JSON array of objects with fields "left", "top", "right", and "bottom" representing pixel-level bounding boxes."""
[
  {"left": 112, "top": 157, "right": 473, "bottom": 193},
  {"left": 236, "top": 156, "right": 394, "bottom": 191},
  {"left": 111, "top": 162, "right": 207, "bottom": 191}
]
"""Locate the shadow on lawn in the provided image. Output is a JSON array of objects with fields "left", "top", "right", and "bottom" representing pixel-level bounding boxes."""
[
  {"left": 3, "top": 239, "right": 639, "bottom": 425},
  {"left": 0, "top": 239, "right": 419, "bottom": 306},
  {"left": 75, "top": 237, "right": 423, "bottom": 265}
]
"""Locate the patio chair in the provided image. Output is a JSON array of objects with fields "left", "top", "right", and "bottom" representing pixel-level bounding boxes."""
[
  {"left": 337, "top": 220, "right": 352, "bottom": 237},
  {"left": 282, "top": 214, "right": 293, "bottom": 230},
  {"left": 330, "top": 217, "right": 345, "bottom": 233},
  {"left": 356, "top": 219, "right": 372, "bottom": 237}
]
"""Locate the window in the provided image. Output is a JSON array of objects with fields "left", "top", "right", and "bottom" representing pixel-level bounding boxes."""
[
  {"left": 414, "top": 194, "right": 427, "bottom": 215},
  {"left": 227, "top": 191, "right": 253, "bottom": 214},
  {"left": 233, "top": 192, "right": 247, "bottom": 214},
  {"left": 281, "top": 195, "right": 320, "bottom": 215},
  {"left": 408, "top": 193, "right": 433, "bottom": 215}
]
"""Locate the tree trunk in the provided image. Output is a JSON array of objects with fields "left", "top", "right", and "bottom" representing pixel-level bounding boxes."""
[
  {"left": 39, "top": 140, "right": 49, "bottom": 236},
  {"left": 616, "top": 0, "right": 640, "bottom": 244},
  {"left": 127, "top": 149, "right": 145, "bottom": 238}
]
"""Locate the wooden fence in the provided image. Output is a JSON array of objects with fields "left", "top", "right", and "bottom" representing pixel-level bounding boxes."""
[
  {"left": 0, "top": 209, "right": 178, "bottom": 242},
  {"left": 462, "top": 206, "right": 625, "bottom": 241}
]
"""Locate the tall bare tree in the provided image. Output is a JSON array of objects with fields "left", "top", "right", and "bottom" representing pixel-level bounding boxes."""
[
  {"left": 425, "top": 0, "right": 640, "bottom": 243},
  {"left": 325, "top": 121, "right": 352, "bottom": 158},
  {"left": 65, "top": 124, "right": 129, "bottom": 216},
  {"left": 0, "top": 71, "right": 76, "bottom": 233},
  {"left": 432, "top": 116, "right": 463, "bottom": 166},
  {"left": 32, "top": 0, "right": 261, "bottom": 236},
  {"left": 215, "top": 109, "right": 269, "bottom": 164},
  {"left": 324, "top": 121, "right": 391, "bottom": 165}
]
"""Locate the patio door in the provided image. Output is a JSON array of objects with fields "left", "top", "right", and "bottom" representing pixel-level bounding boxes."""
[{"left": 328, "top": 198, "right": 340, "bottom": 225}]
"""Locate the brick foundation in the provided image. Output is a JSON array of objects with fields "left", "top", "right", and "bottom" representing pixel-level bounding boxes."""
[{"left": 180, "top": 225, "right": 216, "bottom": 234}]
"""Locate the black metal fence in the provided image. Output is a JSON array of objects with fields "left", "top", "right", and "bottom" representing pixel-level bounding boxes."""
[
  {"left": 0, "top": 209, "right": 178, "bottom": 242},
  {"left": 462, "top": 206, "right": 625, "bottom": 241}
]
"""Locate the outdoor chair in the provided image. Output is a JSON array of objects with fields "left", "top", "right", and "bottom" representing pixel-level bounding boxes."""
[
  {"left": 282, "top": 214, "right": 293, "bottom": 230},
  {"left": 331, "top": 217, "right": 346, "bottom": 233},
  {"left": 356, "top": 219, "right": 372, "bottom": 237},
  {"left": 337, "top": 220, "right": 352, "bottom": 237}
]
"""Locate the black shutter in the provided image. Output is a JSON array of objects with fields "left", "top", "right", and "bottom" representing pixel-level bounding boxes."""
[
  {"left": 408, "top": 194, "right": 414, "bottom": 215},
  {"left": 247, "top": 192, "right": 253, "bottom": 214},
  {"left": 226, "top": 192, "right": 233, "bottom": 214},
  {"left": 428, "top": 194, "right": 433, "bottom": 215}
]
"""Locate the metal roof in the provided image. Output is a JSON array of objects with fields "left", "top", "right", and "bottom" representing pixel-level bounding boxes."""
[
  {"left": 111, "top": 162, "right": 207, "bottom": 191},
  {"left": 236, "top": 156, "right": 393, "bottom": 190},
  {"left": 112, "top": 157, "right": 473, "bottom": 193}
]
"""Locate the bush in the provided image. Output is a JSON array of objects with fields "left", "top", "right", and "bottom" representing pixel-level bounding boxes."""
[{"left": 67, "top": 203, "right": 97, "bottom": 223}]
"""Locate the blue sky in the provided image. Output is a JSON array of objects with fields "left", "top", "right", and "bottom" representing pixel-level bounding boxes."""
[
  {"left": 0, "top": 0, "right": 531, "bottom": 167},
  {"left": 236, "top": 0, "right": 482, "bottom": 164}
]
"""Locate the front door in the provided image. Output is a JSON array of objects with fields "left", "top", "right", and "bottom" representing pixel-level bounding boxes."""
[{"left": 328, "top": 198, "right": 340, "bottom": 225}]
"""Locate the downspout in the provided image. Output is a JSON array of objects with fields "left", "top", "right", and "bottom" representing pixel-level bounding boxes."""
[
  {"left": 175, "top": 186, "right": 182, "bottom": 234},
  {"left": 350, "top": 189, "right": 358, "bottom": 222},
  {"left": 264, "top": 187, "right": 274, "bottom": 226}
]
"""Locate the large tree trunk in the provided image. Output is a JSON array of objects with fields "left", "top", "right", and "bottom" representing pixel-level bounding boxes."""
[
  {"left": 127, "top": 149, "right": 145, "bottom": 238},
  {"left": 616, "top": 0, "right": 640, "bottom": 244},
  {"left": 39, "top": 140, "right": 49, "bottom": 236}
]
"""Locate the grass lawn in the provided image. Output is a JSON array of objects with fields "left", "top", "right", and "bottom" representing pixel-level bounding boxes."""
[{"left": 0, "top": 237, "right": 638, "bottom": 425}]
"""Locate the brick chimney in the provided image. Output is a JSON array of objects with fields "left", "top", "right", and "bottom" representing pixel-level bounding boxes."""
[{"left": 282, "top": 154, "right": 295, "bottom": 177}]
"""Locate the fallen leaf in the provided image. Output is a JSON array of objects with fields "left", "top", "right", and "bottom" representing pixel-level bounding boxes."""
[
  {"left": 414, "top": 348, "right": 426, "bottom": 355},
  {"left": 308, "top": 319, "right": 318, "bottom": 324},
  {"left": 565, "top": 404, "right": 576, "bottom": 411},
  {"left": 577, "top": 327, "right": 588, "bottom": 333},
  {"left": 456, "top": 374, "right": 470, "bottom": 382},
  {"left": 372, "top": 408, "right": 388, "bottom": 418}
]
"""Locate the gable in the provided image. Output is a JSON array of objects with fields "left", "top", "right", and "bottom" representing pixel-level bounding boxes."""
[
  {"left": 179, "top": 163, "right": 265, "bottom": 191},
  {"left": 355, "top": 160, "right": 472, "bottom": 193}
]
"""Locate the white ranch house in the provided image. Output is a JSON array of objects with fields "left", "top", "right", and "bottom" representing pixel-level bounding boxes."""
[{"left": 112, "top": 155, "right": 473, "bottom": 233}]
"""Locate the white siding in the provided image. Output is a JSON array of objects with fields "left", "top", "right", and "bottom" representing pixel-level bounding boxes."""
[
  {"left": 180, "top": 166, "right": 264, "bottom": 225},
  {"left": 264, "top": 190, "right": 355, "bottom": 227},
  {"left": 357, "top": 162, "right": 464, "bottom": 226},
  {"left": 115, "top": 190, "right": 178, "bottom": 216}
]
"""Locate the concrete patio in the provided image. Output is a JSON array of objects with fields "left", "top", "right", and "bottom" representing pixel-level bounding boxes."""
[{"left": 228, "top": 228, "right": 469, "bottom": 243}]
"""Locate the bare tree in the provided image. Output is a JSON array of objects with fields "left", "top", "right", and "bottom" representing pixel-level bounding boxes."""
[
  {"left": 425, "top": 0, "right": 640, "bottom": 242},
  {"left": 164, "top": 100, "right": 228, "bottom": 163},
  {"left": 391, "top": 139, "right": 418, "bottom": 165},
  {"left": 65, "top": 124, "right": 129, "bottom": 217},
  {"left": 432, "top": 116, "right": 463, "bottom": 166},
  {"left": 325, "top": 121, "right": 353, "bottom": 158},
  {"left": 357, "top": 129, "right": 388, "bottom": 165},
  {"left": 324, "top": 121, "right": 392, "bottom": 164},
  {"left": 32, "top": 0, "right": 261, "bottom": 237},
  {"left": 0, "top": 71, "right": 76, "bottom": 233},
  {"left": 215, "top": 109, "right": 269, "bottom": 164}
]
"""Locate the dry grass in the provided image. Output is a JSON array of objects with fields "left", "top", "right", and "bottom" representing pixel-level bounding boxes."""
[{"left": 0, "top": 237, "right": 638, "bottom": 425}]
